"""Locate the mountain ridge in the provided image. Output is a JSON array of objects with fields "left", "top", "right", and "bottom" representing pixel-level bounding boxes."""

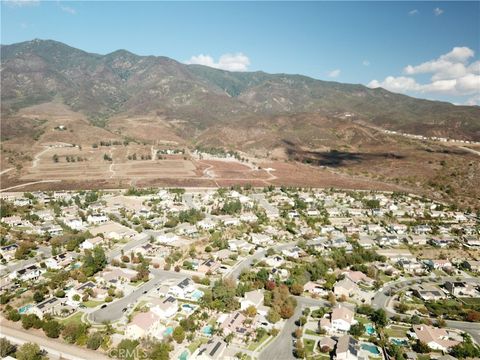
[{"left": 1, "top": 38, "right": 479, "bottom": 140}]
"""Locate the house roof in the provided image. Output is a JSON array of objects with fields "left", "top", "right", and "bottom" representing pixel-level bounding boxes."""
[
  {"left": 332, "top": 305, "right": 354, "bottom": 324},
  {"left": 131, "top": 311, "right": 160, "bottom": 330},
  {"left": 413, "top": 325, "right": 459, "bottom": 349},
  {"left": 336, "top": 335, "right": 358, "bottom": 356}
]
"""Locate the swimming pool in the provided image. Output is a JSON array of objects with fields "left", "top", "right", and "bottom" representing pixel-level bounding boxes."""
[
  {"left": 364, "top": 323, "right": 376, "bottom": 335},
  {"left": 182, "top": 303, "right": 196, "bottom": 314},
  {"left": 361, "top": 343, "right": 380, "bottom": 355},
  {"left": 179, "top": 350, "right": 189, "bottom": 360},
  {"left": 190, "top": 290, "right": 204, "bottom": 301},
  {"left": 164, "top": 327, "right": 174, "bottom": 336},
  {"left": 18, "top": 304, "right": 32, "bottom": 314},
  {"left": 202, "top": 325, "right": 212, "bottom": 336},
  {"left": 391, "top": 338, "right": 408, "bottom": 346}
]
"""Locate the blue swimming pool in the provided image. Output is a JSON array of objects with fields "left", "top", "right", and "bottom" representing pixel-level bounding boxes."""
[
  {"left": 18, "top": 304, "right": 32, "bottom": 314},
  {"left": 164, "top": 327, "right": 174, "bottom": 336},
  {"left": 179, "top": 350, "right": 189, "bottom": 360},
  {"left": 391, "top": 338, "right": 408, "bottom": 346},
  {"left": 191, "top": 290, "right": 204, "bottom": 301},
  {"left": 182, "top": 304, "right": 196, "bottom": 313},
  {"left": 202, "top": 325, "right": 212, "bottom": 336},
  {"left": 364, "top": 323, "right": 375, "bottom": 335},
  {"left": 361, "top": 344, "right": 380, "bottom": 355}
]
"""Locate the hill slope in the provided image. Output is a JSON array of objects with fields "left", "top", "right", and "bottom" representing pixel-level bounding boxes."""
[{"left": 2, "top": 39, "right": 479, "bottom": 140}]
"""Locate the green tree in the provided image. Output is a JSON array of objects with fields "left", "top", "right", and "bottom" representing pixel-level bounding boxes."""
[
  {"left": 33, "top": 291, "right": 44, "bottom": 303},
  {"left": 43, "top": 320, "right": 62, "bottom": 338},
  {"left": 266, "top": 309, "right": 282, "bottom": 324},
  {"left": 16, "top": 343, "right": 44, "bottom": 360},
  {"left": 172, "top": 326, "right": 185, "bottom": 344},
  {"left": 149, "top": 342, "right": 172, "bottom": 360},
  {"left": 0, "top": 337, "right": 15, "bottom": 357},
  {"left": 349, "top": 323, "right": 364, "bottom": 337},
  {"left": 86, "top": 332, "right": 103, "bottom": 350},
  {"left": 371, "top": 309, "right": 388, "bottom": 328},
  {"left": 22, "top": 314, "right": 42, "bottom": 330}
]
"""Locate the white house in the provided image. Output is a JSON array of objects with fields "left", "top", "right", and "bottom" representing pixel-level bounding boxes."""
[
  {"left": 169, "top": 278, "right": 196, "bottom": 298},
  {"left": 80, "top": 236, "right": 104, "bottom": 250},
  {"left": 150, "top": 296, "right": 178, "bottom": 319},
  {"left": 125, "top": 311, "right": 164, "bottom": 340},
  {"left": 87, "top": 214, "right": 109, "bottom": 225}
]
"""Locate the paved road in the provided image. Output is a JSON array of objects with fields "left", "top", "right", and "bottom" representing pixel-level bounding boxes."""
[
  {"left": 251, "top": 193, "right": 279, "bottom": 217},
  {"left": 1, "top": 245, "right": 52, "bottom": 275},
  {"left": 258, "top": 297, "right": 329, "bottom": 360},
  {"left": 107, "top": 232, "right": 150, "bottom": 261},
  {"left": 0, "top": 321, "right": 110, "bottom": 360},
  {"left": 372, "top": 276, "right": 480, "bottom": 343},
  {"left": 89, "top": 269, "right": 186, "bottom": 323},
  {"left": 227, "top": 242, "right": 298, "bottom": 280}
]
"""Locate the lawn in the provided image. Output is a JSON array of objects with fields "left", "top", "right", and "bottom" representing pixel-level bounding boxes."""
[
  {"left": 305, "top": 329, "right": 320, "bottom": 336},
  {"left": 81, "top": 300, "right": 104, "bottom": 308},
  {"left": 460, "top": 297, "right": 480, "bottom": 306},
  {"left": 187, "top": 338, "right": 209, "bottom": 353},
  {"left": 384, "top": 325, "right": 409, "bottom": 338},
  {"left": 247, "top": 333, "right": 270, "bottom": 351},
  {"left": 303, "top": 339, "right": 316, "bottom": 357},
  {"left": 59, "top": 311, "right": 84, "bottom": 326}
]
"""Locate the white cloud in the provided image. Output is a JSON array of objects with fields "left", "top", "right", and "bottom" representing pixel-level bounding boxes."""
[
  {"left": 433, "top": 7, "right": 444, "bottom": 16},
  {"left": 185, "top": 53, "right": 250, "bottom": 72},
  {"left": 60, "top": 5, "right": 76, "bottom": 14},
  {"left": 408, "top": 9, "right": 419, "bottom": 16},
  {"left": 362, "top": 60, "right": 370, "bottom": 67},
  {"left": 368, "top": 46, "right": 480, "bottom": 101},
  {"left": 3, "top": 0, "right": 39, "bottom": 6},
  {"left": 327, "top": 69, "right": 341, "bottom": 78},
  {"left": 465, "top": 94, "right": 480, "bottom": 106}
]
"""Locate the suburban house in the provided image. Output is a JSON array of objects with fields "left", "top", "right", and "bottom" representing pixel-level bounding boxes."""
[
  {"left": 30, "top": 297, "right": 74, "bottom": 319},
  {"left": 10, "top": 265, "right": 44, "bottom": 281},
  {"left": 444, "top": 281, "right": 478, "bottom": 297},
  {"left": 343, "top": 270, "right": 375, "bottom": 286},
  {"left": 320, "top": 305, "right": 357, "bottom": 333},
  {"left": 335, "top": 335, "right": 359, "bottom": 360},
  {"left": 412, "top": 285, "right": 446, "bottom": 301},
  {"left": 412, "top": 325, "right": 460, "bottom": 352},
  {"left": 198, "top": 259, "right": 221, "bottom": 274},
  {"left": 169, "top": 278, "right": 196, "bottom": 298},
  {"left": 219, "top": 311, "right": 251, "bottom": 338},
  {"left": 80, "top": 236, "right": 104, "bottom": 250},
  {"left": 87, "top": 214, "right": 109, "bottom": 225},
  {"left": 251, "top": 233, "right": 272, "bottom": 246},
  {"left": 150, "top": 296, "right": 179, "bottom": 319},
  {"left": 191, "top": 337, "right": 227, "bottom": 360},
  {"left": 334, "top": 278, "right": 360, "bottom": 298},
  {"left": 265, "top": 255, "right": 285, "bottom": 268},
  {"left": 0, "top": 244, "right": 18, "bottom": 261},
  {"left": 125, "top": 311, "right": 164, "bottom": 340},
  {"left": 303, "top": 281, "right": 328, "bottom": 296},
  {"left": 228, "top": 239, "right": 254, "bottom": 253}
]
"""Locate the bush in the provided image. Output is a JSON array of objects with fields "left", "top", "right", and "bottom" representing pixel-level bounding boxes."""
[
  {"left": 87, "top": 332, "right": 103, "bottom": 350},
  {"left": 172, "top": 326, "right": 185, "bottom": 344},
  {"left": 22, "top": 314, "right": 42, "bottom": 330},
  {"left": 43, "top": 320, "right": 62, "bottom": 338}
]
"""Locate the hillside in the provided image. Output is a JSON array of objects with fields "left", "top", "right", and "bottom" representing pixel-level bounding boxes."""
[{"left": 2, "top": 39, "right": 479, "bottom": 140}]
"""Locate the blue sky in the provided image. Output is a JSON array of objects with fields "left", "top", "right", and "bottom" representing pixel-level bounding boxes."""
[{"left": 1, "top": 1, "right": 479, "bottom": 105}]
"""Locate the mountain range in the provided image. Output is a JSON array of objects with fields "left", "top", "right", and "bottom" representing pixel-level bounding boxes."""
[{"left": 2, "top": 39, "right": 479, "bottom": 141}]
